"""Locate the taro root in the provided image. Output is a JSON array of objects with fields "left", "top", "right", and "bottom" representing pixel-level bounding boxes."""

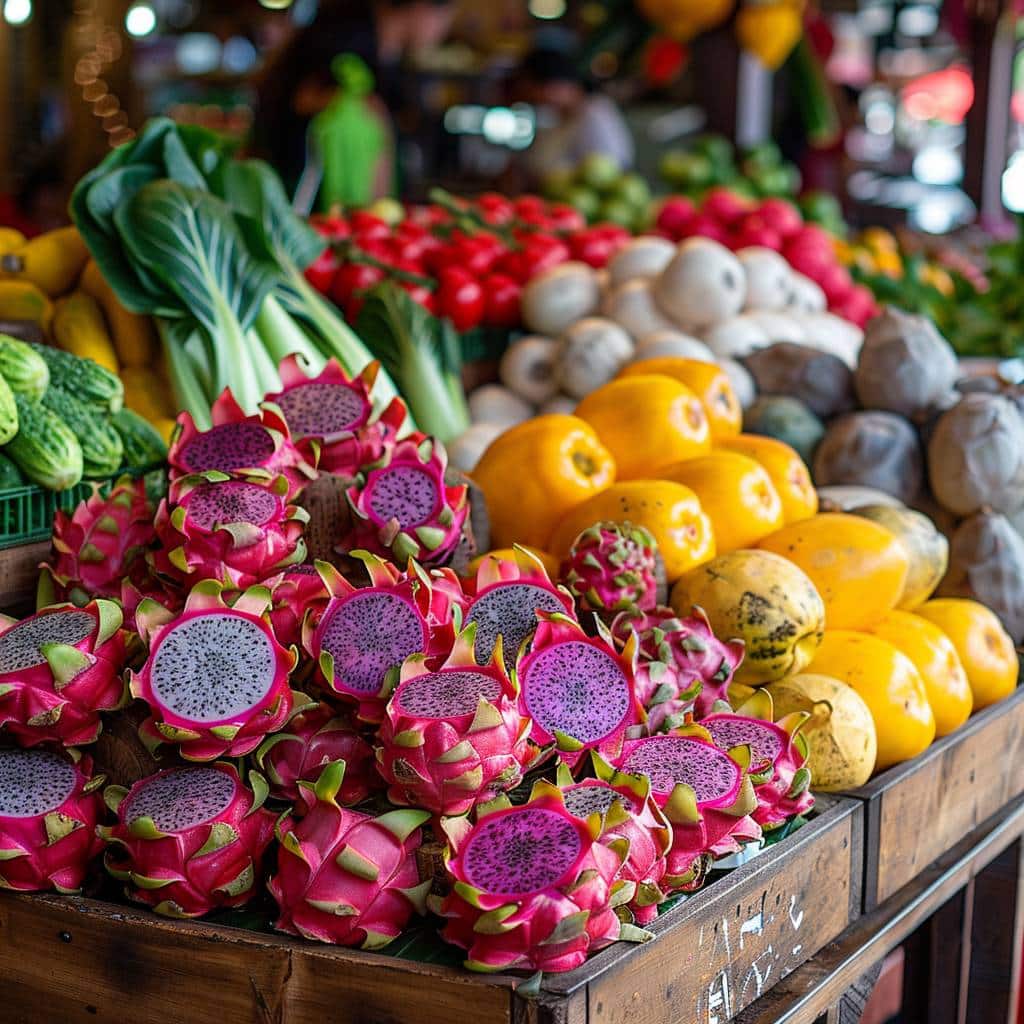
[
  {"left": 743, "top": 396, "right": 824, "bottom": 465},
  {"left": 854, "top": 307, "right": 958, "bottom": 418},
  {"left": 927, "top": 393, "right": 1024, "bottom": 517},
  {"left": 742, "top": 342, "right": 855, "bottom": 418},
  {"left": 812, "top": 411, "right": 923, "bottom": 504}
]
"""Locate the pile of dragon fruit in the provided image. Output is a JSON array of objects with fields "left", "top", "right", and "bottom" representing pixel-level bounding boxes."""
[{"left": 0, "top": 356, "right": 813, "bottom": 976}]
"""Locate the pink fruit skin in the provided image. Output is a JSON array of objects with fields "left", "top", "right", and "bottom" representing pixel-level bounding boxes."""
[
  {"left": 559, "top": 523, "right": 659, "bottom": 614},
  {"left": 100, "top": 763, "right": 277, "bottom": 917},
  {"left": 262, "top": 566, "right": 331, "bottom": 650},
  {"left": 0, "top": 601, "right": 127, "bottom": 747},
  {"left": 0, "top": 751, "right": 104, "bottom": 892}
]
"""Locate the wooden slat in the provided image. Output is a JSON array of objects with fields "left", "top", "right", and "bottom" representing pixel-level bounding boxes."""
[{"left": 0, "top": 540, "right": 47, "bottom": 612}]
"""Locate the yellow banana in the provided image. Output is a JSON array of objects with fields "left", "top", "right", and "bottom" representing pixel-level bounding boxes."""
[
  {"left": 79, "top": 259, "right": 158, "bottom": 368},
  {"left": 2, "top": 226, "right": 90, "bottom": 297},
  {"left": 52, "top": 291, "right": 120, "bottom": 372},
  {"left": 0, "top": 227, "right": 26, "bottom": 255},
  {"left": 0, "top": 280, "right": 54, "bottom": 332}
]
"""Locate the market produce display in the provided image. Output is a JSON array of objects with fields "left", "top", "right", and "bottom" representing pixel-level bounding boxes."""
[{"left": 541, "top": 154, "right": 652, "bottom": 232}]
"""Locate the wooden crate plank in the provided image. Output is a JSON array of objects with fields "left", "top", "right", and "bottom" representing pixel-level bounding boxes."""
[{"left": 0, "top": 540, "right": 47, "bottom": 611}]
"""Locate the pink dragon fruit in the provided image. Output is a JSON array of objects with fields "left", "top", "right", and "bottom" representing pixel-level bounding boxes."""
[
  {"left": 558, "top": 756, "right": 672, "bottom": 926},
  {"left": 262, "top": 564, "right": 331, "bottom": 650},
  {"left": 0, "top": 746, "right": 105, "bottom": 892},
  {"left": 560, "top": 522, "right": 660, "bottom": 614},
  {"left": 516, "top": 613, "right": 643, "bottom": 769},
  {"left": 130, "top": 581, "right": 300, "bottom": 761},
  {"left": 255, "top": 702, "right": 381, "bottom": 807},
  {"left": 434, "top": 785, "right": 643, "bottom": 973},
  {"left": 305, "top": 554, "right": 462, "bottom": 724},
  {"left": 99, "top": 761, "right": 277, "bottom": 918},
  {"left": 152, "top": 472, "right": 308, "bottom": 589},
  {"left": 464, "top": 546, "right": 576, "bottom": 672},
  {"left": 0, "top": 600, "right": 127, "bottom": 747},
  {"left": 268, "top": 760, "right": 431, "bottom": 947},
  {"left": 376, "top": 625, "right": 537, "bottom": 817},
  {"left": 38, "top": 476, "right": 156, "bottom": 607},
  {"left": 265, "top": 355, "right": 409, "bottom": 477},
  {"left": 343, "top": 437, "right": 468, "bottom": 566},
  {"left": 701, "top": 691, "right": 813, "bottom": 830},
  {"left": 615, "top": 731, "right": 761, "bottom": 892},
  {"left": 168, "top": 388, "right": 315, "bottom": 499}
]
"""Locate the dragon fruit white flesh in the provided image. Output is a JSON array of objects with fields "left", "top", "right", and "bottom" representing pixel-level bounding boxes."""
[{"left": 560, "top": 522, "right": 660, "bottom": 614}]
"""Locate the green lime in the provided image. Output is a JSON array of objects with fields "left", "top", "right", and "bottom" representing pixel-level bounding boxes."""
[
  {"left": 567, "top": 185, "right": 601, "bottom": 221},
  {"left": 541, "top": 167, "right": 577, "bottom": 201},
  {"left": 579, "top": 153, "right": 622, "bottom": 192},
  {"left": 693, "top": 133, "right": 734, "bottom": 171},
  {"left": 598, "top": 198, "right": 636, "bottom": 227},
  {"left": 614, "top": 173, "right": 651, "bottom": 209}
]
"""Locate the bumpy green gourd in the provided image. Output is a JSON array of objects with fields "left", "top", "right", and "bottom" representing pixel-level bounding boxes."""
[
  {"left": 0, "top": 373, "right": 16, "bottom": 445},
  {"left": 28, "top": 342, "right": 123, "bottom": 412},
  {"left": 42, "top": 386, "right": 123, "bottom": 478},
  {"left": 0, "top": 334, "right": 49, "bottom": 401},
  {"left": 5, "top": 394, "right": 83, "bottom": 490},
  {"left": 111, "top": 407, "right": 167, "bottom": 467},
  {"left": 0, "top": 452, "right": 24, "bottom": 490}
]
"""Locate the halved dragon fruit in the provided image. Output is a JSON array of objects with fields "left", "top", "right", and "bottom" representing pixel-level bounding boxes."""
[
  {"left": 0, "top": 600, "right": 127, "bottom": 747},
  {"left": 130, "top": 581, "right": 300, "bottom": 761},
  {"left": 269, "top": 760, "right": 431, "bottom": 947},
  {"left": 0, "top": 746, "right": 104, "bottom": 892},
  {"left": 99, "top": 761, "right": 277, "bottom": 918},
  {"left": 265, "top": 355, "right": 409, "bottom": 477},
  {"left": 464, "top": 547, "right": 576, "bottom": 671},
  {"left": 560, "top": 522, "right": 660, "bottom": 614},
  {"left": 615, "top": 730, "right": 760, "bottom": 892},
  {"left": 343, "top": 437, "right": 468, "bottom": 566},
  {"left": 152, "top": 472, "right": 308, "bottom": 589},
  {"left": 376, "top": 625, "right": 537, "bottom": 817},
  {"left": 516, "top": 613, "right": 643, "bottom": 769},
  {"left": 702, "top": 691, "right": 813, "bottom": 829},
  {"left": 168, "top": 389, "right": 315, "bottom": 499},
  {"left": 255, "top": 702, "right": 381, "bottom": 807},
  {"left": 262, "top": 564, "right": 331, "bottom": 651}
]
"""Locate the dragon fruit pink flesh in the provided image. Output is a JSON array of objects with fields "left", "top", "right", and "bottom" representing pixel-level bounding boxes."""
[
  {"left": 701, "top": 691, "right": 813, "bottom": 829},
  {"left": 255, "top": 702, "right": 382, "bottom": 808},
  {"left": 558, "top": 756, "right": 671, "bottom": 926},
  {"left": 38, "top": 476, "right": 157, "bottom": 607},
  {"left": 434, "top": 785, "right": 645, "bottom": 974},
  {"left": 130, "top": 581, "right": 300, "bottom": 762},
  {"left": 305, "top": 554, "right": 460, "bottom": 725},
  {"left": 376, "top": 625, "right": 537, "bottom": 817},
  {"left": 0, "top": 746, "right": 105, "bottom": 893},
  {"left": 615, "top": 731, "right": 761, "bottom": 893},
  {"left": 262, "top": 564, "right": 331, "bottom": 650},
  {"left": 152, "top": 472, "right": 308, "bottom": 589},
  {"left": 269, "top": 760, "right": 431, "bottom": 947},
  {"left": 343, "top": 437, "right": 468, "bottom": 566},
  {"left": 465, "top": 547, "right": 576, "bottom": 672},
  {"left": 168, "top": 389, "right": 315, "bottom": 499},
  {"left": 265, "top": 355, "right": 409, "bottom": 477},
  {"left": 560, "top": 522, "right": 660, "bottom": 614},
  {"left": 99, "top": 761, "right": 277, "bottom": 918},
  {"left": 0, "top": 600, "right": 127, "bottom": 747},
  {"left": 516, "top": 613, "right": 643, "bottom": 769}
]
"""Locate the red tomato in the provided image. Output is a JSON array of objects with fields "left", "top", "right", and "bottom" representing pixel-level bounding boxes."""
[
  {"left": 756, "top": 198, "right": 803, "bottom": 238},
  {"left": 476, "top": 192, "right": 516, "bottom": 226},
  {"left": 436, "top": 267, "right": 485, "bottom": 332},
  {"left": 567, "top": 227, "right": 626, "bottom": 268},
  {"left": 482, "top": 272, "right": 522, "bottom": 328},
  {"left": 701, "top": 187, "right": 752, "bottom": 226},
  {"left": 733, "top": 215, "right": 782, "bottom": 251},
  {"left": 331, "top": 263, "right": 384, "bottom": 308},
  {"left": 309, "top": 214, "right": 350, "bottom": 239},
  {"left": 547, "top": 203, "right": 587, "bottom": 232},
  {"left": 818, "top": 262, "right": 854, "bottom": 304},
  {"left": 520, "top": 233, "right": 571, "bottom": 276},
  {"left": 304, "top": 248, "right": 340, "bottom": 294},
  {"left": 349, "top": 211, "right": 391, "bottom": 239},
  {"left": 655, "top": 196, "right": 695, "bottom": 240},
  {"left": 402, "top": 280, "right": 438, "bottom": 316},
  {"left": 514, "top": 195, "right": 547, "bottom": 218}
]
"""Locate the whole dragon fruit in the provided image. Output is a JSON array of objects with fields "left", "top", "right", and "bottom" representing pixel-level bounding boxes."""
[
  {"left": 343, "top": 437, "right": 468, "bottom": 566},
  {"left": 265, "top": 355, "right": 409, "bottom": 477},
  {"left": 0, "top": 746, "right": 105, "bottom": 892},
  {"left": 99, "top": 761, "right": 277, "bottom": 918},
  {"left": 255, "top": 702, "right": 381, "bottom": 807},
  {"left": 130, "top": 581, "right": 300, "bottom": 761},
  {"left": 376, "top": 625, "right": 537, "bottom": 817},
  {"left": 152, "top": 472, "right": 308, "bottom": 589},
  {"left": 262, "top": 565, "right": 331, "bottom": 650},
  {"left": 701, "top": 691, "right": 813, "bottom": 830},
  {"left": 434, "top": 785, "right": 644, "bottom": 973},
  {"left": 269, "top": 760, "right": 431, "bottom": 947},
  {"left": 0, "top": 600, "right": 127, "bottom": 747},
  {"left": 168, "top": 388, "right": 315, "bottom": 499},
  {"left": 560, "top": 522, "right": 660, "bottom": 614}
]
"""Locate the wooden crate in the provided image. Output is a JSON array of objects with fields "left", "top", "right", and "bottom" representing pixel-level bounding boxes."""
[
  {"left": 0, "top": 541, "right": 47, "bottom": 612},
  {"left": 0, "top": 797, "right": 862, "bottom": 1024},
  {"left": 846, "top": 685, "right": 1024, "bottom": 911}
]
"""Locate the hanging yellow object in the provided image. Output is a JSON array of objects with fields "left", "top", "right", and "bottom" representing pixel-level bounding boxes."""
[
  {"left": 1, "top": 226, "right": 90, "bottom": 297},
  {"left": 0, "top": 280, "right": 54, "bottom": 332},
  {"left": 637, "top": 0, "right": 734, "bottom": 40},
  {"left": 79, "top": 259, "right": 159, "bottom": 368},
  {"left": 0, "top": 228, "right": 26, "bottom": 255},
  {"left": 735, "top": 0, "right": 805, "bottom": 71}
]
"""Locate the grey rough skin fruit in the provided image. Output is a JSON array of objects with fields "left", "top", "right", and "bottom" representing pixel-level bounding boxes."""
[
  {"left": 743, "top": 343, "right": 856, "bottom": 418},
  {"left": 743, "top": 396, "right": 825, "bottom": 465}
]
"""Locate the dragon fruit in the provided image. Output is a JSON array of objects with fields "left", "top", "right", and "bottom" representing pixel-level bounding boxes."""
[
  {"left": 560, "top": 522, "right": 660, "bottom": 614},
  {"left": 255, "top": 702, "right": 381, "bottom": 807},
  {"left": 99, "top": 761, "right": 277, "bottom": 918},
  {"left": 130, "top": 581, "right": 300, "bottom": 761},
  {"left": 558, "top": 756, "right": 672, "bottom": 925},
  {"left": 269, "top": 760, "right": 431, "bottom": 947},
  {"left": 0, "top": 746, "right": 105, "bottom": 892},
  {"left": 168, "top": 389, "right": 315, "bottom": 499},
  {"left": 702, "top": 691, "right": 813, "bottom": 829},
  {"left": 516, "top": 613, "right": 643, "bottom": 769},
  {"left": 152, "top": 472, "right": 308, "bottom": 589},
  {"left": 265, "top": 355, "right": 409, "bottom": 477},
  {"left": 434, "top": 785, "right": 643, "bottom": 973},
  {"left": 305, "top": 554, "right": 461, "bottom": 724},
  {"left": 616, "top": 731, "right": 761, "bottom": 892},
  {"left": 38, "top": 476, "right": 156, "bottom": 607},
  {"left": 464, "top": 547, "right": 576, "bottom": 672},
  {"left": 343, "top": 437, "right": 468, "bottom": 566},
  {"left": 262, "top": 564, "right": 331, "bottom": 650},
  {"left": 376, "top": 625, "right": 537, "bottom": 817},
  {"left": 0, "top": 600, "right": 127, "bottom": 747}
]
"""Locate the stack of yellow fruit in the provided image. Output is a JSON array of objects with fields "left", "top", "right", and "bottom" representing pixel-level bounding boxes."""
[
  {"left": 834, "top": 227, "right": 954, "bottom": 296},
  {"left": 0, "top": 226, "right": 177, "bottom": 440}
]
